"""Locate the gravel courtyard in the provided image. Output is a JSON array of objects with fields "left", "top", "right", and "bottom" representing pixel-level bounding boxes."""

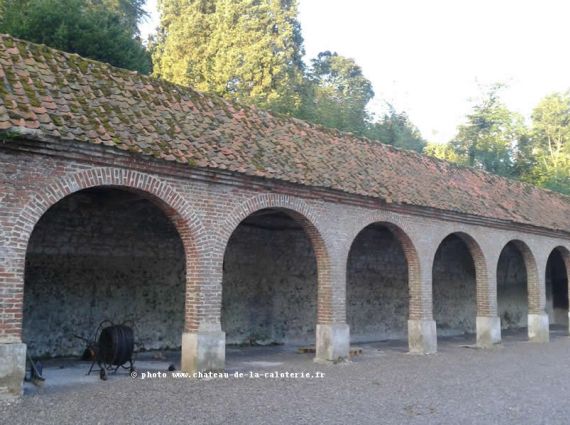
[{"left": 2, "top": 328, "right": 570, "bottom": 425}]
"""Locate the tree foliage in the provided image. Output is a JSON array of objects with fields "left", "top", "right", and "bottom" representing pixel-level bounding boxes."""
[
  {"left": 152, "top": 0, "right": 305, "bottom": 113},
  {"left": 0, "top": 0, "right": 151, "bottom": 73},
  {"left": 445, "top": 84, "right": 527, "bottom": 177},
  {"left": 299, "top": 51, "right": 374, "bottom": 136},
  {"left": 524, "top": 92, "right": 570, "bottom": 194},
  {"left": 366, "top": 106, "right": 426, "bottom": 152},
  {"left": 426, "top": 85, "right": 570, "bottom": 195}
]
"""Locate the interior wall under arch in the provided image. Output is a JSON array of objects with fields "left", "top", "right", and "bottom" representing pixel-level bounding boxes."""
[
  {"left": 546, "top": 249, "right": 569, "bottom": 326},
  {"left": 347, "top": 225, "right": 408, "bottom": 342},
  {"left": 497, "top": 242, "right": 528, "bottom": 330},
  {"left": 23, "top": 188, "right": 186, "bottom": 358},
  {"left": 432, "top": 235, "right": 477, "bottom": 336},
  {"left": 221, "top": 211, "right": 318, "bottom": 345}
]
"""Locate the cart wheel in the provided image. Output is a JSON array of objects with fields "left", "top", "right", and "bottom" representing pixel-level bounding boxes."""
[{"left": 100, "top": 368, "right": 107, "bottom": 381}]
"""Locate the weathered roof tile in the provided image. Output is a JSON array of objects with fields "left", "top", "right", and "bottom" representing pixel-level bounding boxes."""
[{"left": 1, "top": 34, "right": 569, "bottom": 232}]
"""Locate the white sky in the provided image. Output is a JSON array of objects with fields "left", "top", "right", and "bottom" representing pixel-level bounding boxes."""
[{"left": 140, "top": 0, "right": 570, "bottom": 143}]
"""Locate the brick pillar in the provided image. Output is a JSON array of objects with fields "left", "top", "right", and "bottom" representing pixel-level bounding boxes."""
[
  {"left": 408, "top": 246, "right": 437, "bottom": 354},
  {"left": 472, "top": 240, "right": 501, "bottom": 348},
  {"left": 0, "top": 240, "right": 27, "bottom": 398},
  {"left": 180, "top": 248, "right": 225, "bottom": 373},
  {"left": 527, "top": 246, "right": 549, "bottom": 343},
  {"left": 496, "top": 240, "right": 549, "bottom": 343},
  {"left": 315, "top": 245, "right": 349, "bottom": 363},
  {"left": 475, "top": 262, "right": 501, "bottom": 347}
]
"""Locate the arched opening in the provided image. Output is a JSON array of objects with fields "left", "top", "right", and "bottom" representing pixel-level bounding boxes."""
[
  {"left": 546, "top": 247, "right": 569, "bottom": 330},
  {"left": 497, "top": 241, "right": 530, "bottom": 333},
  {"left": 23, "top": 187, "right": 187, "bottom": 361},
  {"left": 432, "top": 233, "right": 479, "bottom": 341},
  {"left": 346, "top": 223, "right": 412, "bottom": 346},
  {"left": 221, "top": 208, "right": 318, "bottom": 351}
]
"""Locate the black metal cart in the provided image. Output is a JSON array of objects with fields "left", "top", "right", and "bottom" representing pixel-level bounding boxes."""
[{"left": 87, "top": 320, "right": 136, "bottom": 380}]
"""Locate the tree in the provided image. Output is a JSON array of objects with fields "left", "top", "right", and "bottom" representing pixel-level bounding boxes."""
[
  {"left": 366, "top": 105, "right": 426, "bottom": 152},
  {"left": 525, "top": 92, "right": 570, "bottom": 194},
  {"left": 152, "top": 0, "right": 305, "bottom": 114},
  {"left": 299, "top": 51, "right": 374, "bottom": 136},
  {"left": 0, "top": 0, "right": 151, "bottom": 74},
  {"left": 424, "top": 142, "right": 467, "bottom": 164},
  {"left": 447, "top": 83, "right": 527, "bottom": 177}
]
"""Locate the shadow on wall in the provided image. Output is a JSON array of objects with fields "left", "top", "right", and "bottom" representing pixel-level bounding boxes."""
[
  {"left": 23, "top": 188, "right": 186, "bottom": 358},
  {"left": 432, "top": 235, "right": 477, "bottom": 337},
  {"left": 546, "top": 249, "right": 569, "bottom": 327},
  {"left": 497, "top": 242, "right": 528, "bottom": 330},
  {"left": 347, "top": 224, "right": 408, "bottom": 343},
  {"left": 221, "top": 210, "right": 318, "bottom": 346}
]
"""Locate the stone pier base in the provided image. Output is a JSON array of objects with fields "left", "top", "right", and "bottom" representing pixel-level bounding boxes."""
[
  {"left": 528, "top": 313, "right": 550, "bottom": 343},
  {"left": 181, "top": 331, "right": 225, "bottom": 372},
  {"left": 476, "top": 316, "right": 502, "bottom": 348},
  {"left": 0, "top": 343, "right": 26, "bottom": 400},
  {"left": 408, "top": 319, "right": 437, "bottom": 354},
  {"left": 315, "top": 324, "right": 350, "bottom": 363}
]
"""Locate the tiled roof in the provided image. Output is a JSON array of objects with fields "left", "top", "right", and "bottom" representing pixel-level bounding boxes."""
[{"left": 1, "top": 34, "right": 569, "bottom": 233}]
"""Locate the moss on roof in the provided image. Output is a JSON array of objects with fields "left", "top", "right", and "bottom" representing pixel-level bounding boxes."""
[{"left": 1, "top": 34, "right": 569, "bottom": 233}]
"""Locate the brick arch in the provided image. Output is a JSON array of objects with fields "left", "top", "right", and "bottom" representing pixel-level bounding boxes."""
[
  {"left": 433, "top": 232, "right": 491, "bottom": 317},
  {"left": 548, "top": 246, "right": 570, "bottom": 278},
  {"left": 10, "top": 167, "right": 207, "bottom": 334},
  {"left": 498, "top": 240, "right": 541, "bottom": 314},
  {"left": 216, "top": 194, "right": 335, "bottom": 324},
  {"left": 346, "top": 220, "right": 422, "bottom": 320},
  {"left": 547, "top": 245, "right": 570, "bottom": 315}
]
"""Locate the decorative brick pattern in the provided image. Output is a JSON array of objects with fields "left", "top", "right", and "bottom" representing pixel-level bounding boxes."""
[
  {"left": 2, "top": 167, "right": 207, "bottom": 339},
  {"left": 215, "top": 194, "right": 336, "bottom": 325}
]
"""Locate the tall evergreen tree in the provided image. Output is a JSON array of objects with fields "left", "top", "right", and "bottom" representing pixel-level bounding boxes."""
[
  {"left": 299, "top": 51, "right": 374, "bottom": 136},
  {"left": 153, "top": 0, "right": 305, "bottom": 114}
]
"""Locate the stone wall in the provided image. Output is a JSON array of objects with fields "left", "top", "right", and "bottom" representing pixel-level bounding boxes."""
[
  {"left": 222, "top": 212, "right": 318, "bottom": 345},
  {"left": 23, "top": 189, "right": 186, "bottom": 357},
  {"left": 546, "top": 249, "right": 569, "bottom": 326},
  {"left": 497, "top": 242, "right": 528, "bottom": 330},
  {"left": 432, "top": 235, "right": 477, "bottom": 336},
  {"left": 347, "top": 225, "right": 408, "bottom": 342}
]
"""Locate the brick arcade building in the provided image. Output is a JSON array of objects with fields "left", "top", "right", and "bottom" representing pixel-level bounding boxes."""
[{"left": 1, "top": 35, "right": 569, "bottom": 398}]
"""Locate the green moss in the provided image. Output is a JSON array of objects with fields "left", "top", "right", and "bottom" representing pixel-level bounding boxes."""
[
  {"left": 0, "top": 81, "right": 8, "bottom": 97},
  {"left": 77, "top": 60, "right": 89, "bottom": 74},
  {"left": 16, "top": 43, "right": 28, "bottom": 57},
  {"left": 50, "top": 115, "right": 63, "bottom": 126},
  {"left": 21, "top": 79, "right": 41, "bottom": 107}
]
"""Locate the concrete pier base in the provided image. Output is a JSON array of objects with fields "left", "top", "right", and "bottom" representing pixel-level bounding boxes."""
[
  {"left": 0, "top": 343, "right": 26, "bottom": 400},
  {"left": 315, "top": 324, "right": 350, "bottom": 363},
  {"left": 181, "top": 331, "right": 225, "bottom": 372},
  {"left": 408, "top": 319, "right": 437, "bottom": 354},
  {"left": 528, "top": 313, "right": 550, "bottom": 343},
  {"left": 476, "top": 316, "right": 502, "bottom": 348}
]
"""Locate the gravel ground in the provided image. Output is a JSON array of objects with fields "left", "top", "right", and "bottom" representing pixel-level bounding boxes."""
[{"left": 2, "top": 329, "right": 570, "bottom": 425}]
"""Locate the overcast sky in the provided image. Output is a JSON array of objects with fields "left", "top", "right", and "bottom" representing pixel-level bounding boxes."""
[{"left": 140, "top": 0, "right": 570, "bottom": 144}]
